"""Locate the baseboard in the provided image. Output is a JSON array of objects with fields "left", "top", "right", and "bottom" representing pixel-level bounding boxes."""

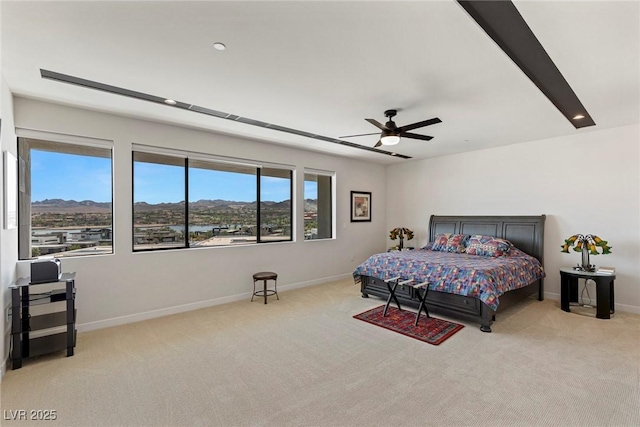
[
  {"left": 544, "top": 291, "right": 640, "bottom": 314},
  {"left": 277, "top": 273, "right": 352, "bottom": 292},
  {"left": 544, "top": 292, "right": 560, "bottom": 301},
  {"left": 78, "top": 273, "right": 352, "bottom": 333}
]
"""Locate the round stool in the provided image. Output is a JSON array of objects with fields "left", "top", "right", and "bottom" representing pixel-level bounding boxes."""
[{"left": 252, "top": 272, "right": 279, "bottom": 304}]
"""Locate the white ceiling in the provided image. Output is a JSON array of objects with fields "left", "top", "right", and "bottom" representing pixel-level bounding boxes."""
[{"left": 2, "top": 1, "right": 639, "bottom": 164}]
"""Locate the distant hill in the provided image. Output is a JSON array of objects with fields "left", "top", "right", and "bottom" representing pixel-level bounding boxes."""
[
  {"left": 32, "top": 198, "right": 310, "bottom": 213},
  {"left": 304, "top": 199, "right": 318, "bottom": 211},
  {"left": 32, "top": 199, "right": 112, "bottom": 213}
]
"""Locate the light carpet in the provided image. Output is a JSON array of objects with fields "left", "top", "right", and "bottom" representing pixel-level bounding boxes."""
[{"left": 1, "top": 278, "right": 639, "bottom": 427}]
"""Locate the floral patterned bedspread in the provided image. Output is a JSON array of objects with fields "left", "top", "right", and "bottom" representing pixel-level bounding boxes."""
[{"left": 352, "top": 247, "right": 545, "bottom": 310}]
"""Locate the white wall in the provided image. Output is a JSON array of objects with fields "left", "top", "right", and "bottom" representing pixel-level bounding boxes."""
[
  {"left": 9, "top": 97, "right": 387, "bottom": 333},
  {"left": 1, "top": 74, "right": 18, "bottom": 377},
  {"left": 386, "top": 124, "right": 640, "bottom": 312}
]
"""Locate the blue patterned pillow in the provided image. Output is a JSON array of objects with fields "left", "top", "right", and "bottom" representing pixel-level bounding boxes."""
[
  {"left": 431, "top": 233, "right": 469, "bottom": 253},
  {"left": 466, "top": 235, "right": 511, "bottom": 257},
  {"left": 430, "top": 233, "right": 450, "bottom": 251}
]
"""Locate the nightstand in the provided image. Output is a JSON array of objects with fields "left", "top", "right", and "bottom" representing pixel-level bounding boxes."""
[
  {"left": 387, "top": 247, "right": 415, "bottom": 252},
  {"left": 559, "top": 267, "right": 615, "bottom": 319}
]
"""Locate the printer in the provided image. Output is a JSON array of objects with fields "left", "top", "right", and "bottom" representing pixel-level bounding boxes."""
[{"left": 30, "top": 258, "right": 62, "bottom": 284}]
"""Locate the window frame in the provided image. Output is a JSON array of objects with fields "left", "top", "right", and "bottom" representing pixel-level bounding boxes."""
[
  {"left": 132, "top": 145, "right": 294, "bottom": 252},
  {"left": 257, "top": 167, "right": 294, "bottom": 244},
  {"left": 303, "top": 168, "right": 335, "bottom": 241},
  {"left": 132, "top": 150, "right": 189, "bottom": 252},
  {"left": 17, "top": 131, "right": 115, "bottom": 260}
]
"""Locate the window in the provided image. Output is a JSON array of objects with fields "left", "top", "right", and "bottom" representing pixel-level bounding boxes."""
[
  {"left": 304, "top": 170, "right": 333, "bottom": 240},
  {"left": 133, "top": 152, "right": 186, "bottom": 251},
  {"left": 188, "top": 160, "right": 257, "bottom": 247},
  {"left": 132, "top": 146, "right": 293, "bottom": 251},
  {"left": 259, "top": 168, "right": 292, "bottom": 242},
  {"left": 18, "top": 137, "right": 113, "bottom": 259}
]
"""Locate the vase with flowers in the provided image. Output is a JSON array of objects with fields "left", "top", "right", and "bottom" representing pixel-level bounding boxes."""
[
  {"left": 389, "top": 227, "right": 414, "bottom": 250},
  {"left": 561, "top": 234, "right": 612, "bottom": 272}
]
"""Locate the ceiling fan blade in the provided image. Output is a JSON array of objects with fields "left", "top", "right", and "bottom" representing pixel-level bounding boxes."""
[
  {"left": 398, "top": 117, "right": 442, "bottom": 133},
  {"left": 365, "top": 118, "right": 389, "bottom": 131},
  {"left": 339, "top": 132, "right": 381, "bottom": 139},
  {"left": 374, "top": 140, "right": 382, "bottom": 148},
  {"left": 401, "top": 132, "right": 434, "bottom": 141}
]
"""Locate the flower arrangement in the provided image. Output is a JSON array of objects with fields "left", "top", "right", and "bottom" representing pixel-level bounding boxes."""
[
  {"left": 561, "top": 234, "right": 611, "bottom": 271},
  {"left": 389, "top": 227, "right": 414, "bottom": 250}
]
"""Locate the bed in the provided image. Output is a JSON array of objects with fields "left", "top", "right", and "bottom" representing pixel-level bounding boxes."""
[{"left": 354, "top": 215, "right": 546, "bottom": 332}]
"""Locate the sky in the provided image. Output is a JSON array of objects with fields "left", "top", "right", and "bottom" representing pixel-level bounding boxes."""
[
  {"left": 32, "top": 150, "right": 317, "bottom": 204},
  {"left": 31, "top": 150, "right": 112, "bottom": 202}
]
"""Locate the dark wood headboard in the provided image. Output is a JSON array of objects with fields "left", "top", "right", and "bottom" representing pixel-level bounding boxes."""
[{"left": 428, "top": 215, "right": 546, "bottom": 265}]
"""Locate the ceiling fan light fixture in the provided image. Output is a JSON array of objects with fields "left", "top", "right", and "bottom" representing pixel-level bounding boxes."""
[
  {"left": 380, "top": 135, "right": 400, "bottom": 146},
  {"left": 340, "top": 109, "right": 440, "bottom": 151}
]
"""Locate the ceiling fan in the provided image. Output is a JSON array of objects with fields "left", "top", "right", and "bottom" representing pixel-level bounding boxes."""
[{"left": 340, "top": 109, "right": 442, "bottom": 148}]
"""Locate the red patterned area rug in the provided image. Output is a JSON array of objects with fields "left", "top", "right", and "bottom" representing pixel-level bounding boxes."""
[{"left": 353, "top": 305, "right": 464, "bottom": 345}]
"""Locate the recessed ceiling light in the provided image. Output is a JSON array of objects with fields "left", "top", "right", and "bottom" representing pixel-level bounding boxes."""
[
  {"left": 164, "top": 99, "right": 177, "bottom": 105},
  {"left": 213, "top": 42, "right": 226, "bottom": 51},
  {"left": 391, "top": 152, "right": 397, "bottom": 156},
  {"left": 573, "top": 114, "right": 585, "bottom": 120}
]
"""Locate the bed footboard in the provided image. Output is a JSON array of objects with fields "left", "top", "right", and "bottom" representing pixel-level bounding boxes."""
[{"left": 360, "top": 275, "right": 542, "bottom": 332}]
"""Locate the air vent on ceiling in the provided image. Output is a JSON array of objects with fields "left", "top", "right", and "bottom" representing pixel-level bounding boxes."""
[
  {"left": 39, "top": 69, "right": 410, "bottom": 159},
  {"left": 234, "top": 117, "right": 270, "bottom": 128},
  {"left": 265, "top": 124, "right": 317, "bottom": 139},
  {"left": 187, "top": 105, "right": 230, "bottom": 119}
]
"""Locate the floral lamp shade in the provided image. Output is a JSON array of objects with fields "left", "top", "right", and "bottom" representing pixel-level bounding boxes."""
[
  {"left": 389, "top": 227, "right": 414, "bottom": 250},
  {"left": 561, "top": 234, "right": 612, "bottom": 271}
]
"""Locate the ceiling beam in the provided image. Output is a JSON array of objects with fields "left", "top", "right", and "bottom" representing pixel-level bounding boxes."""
[{"left": 458, "top": 0, "right": 595, "bottom": 129}]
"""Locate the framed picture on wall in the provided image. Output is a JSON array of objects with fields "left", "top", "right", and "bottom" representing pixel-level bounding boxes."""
[{"left": 350, "top": 191, "right": 371, "bottom": 222}]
